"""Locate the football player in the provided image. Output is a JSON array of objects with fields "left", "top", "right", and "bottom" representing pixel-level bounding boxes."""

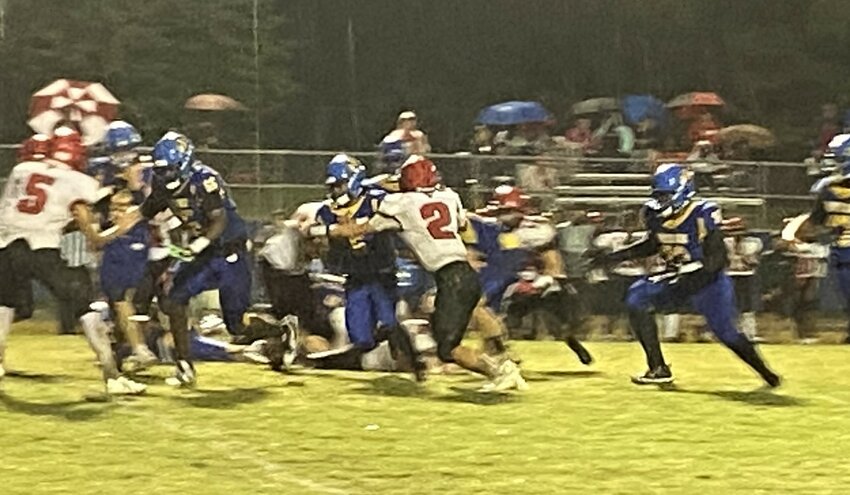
[
  {"left": 140, "top": 132, "right": 251, "bottom": 387},
  {"left": 0, "top": 128, "right": 146, "bottom": 395},
  {"left": 330, "top": 155, "right": 526, "bottom": 391},
  {"left": 786, "top": 134, "right": 850, "bottom": 343},
  {"left": 592, "top": 164, "right": 780, "bottom": 386},
  {"left": 306, "top": 154, "right": 424, "bottom": 381},
  {"left": 94, "top": 121, "right": 158, "bottom": 370},
  {"left": 464, "top": 185, "right": 593, "bottom": 365}
]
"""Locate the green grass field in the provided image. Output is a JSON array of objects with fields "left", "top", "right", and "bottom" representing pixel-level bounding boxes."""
[{"left": 2, "top": 323, "right": 850, "bottom": 495}]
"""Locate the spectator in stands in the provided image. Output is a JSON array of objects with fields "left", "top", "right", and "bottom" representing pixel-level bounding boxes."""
[
  {"left": 687, "top": 111, "right": 720, "bottom": 147},
  {"left": 564, "top": 118, "right": 595, "bottom": 151},
  {"left": 382, "top": 110, "right": 431, "bottom": 155},
  {"left": 812, "top": 103, "right": 842, "bottom": 159}
]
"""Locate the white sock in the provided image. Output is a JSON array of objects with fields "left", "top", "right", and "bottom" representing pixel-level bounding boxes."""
[
  {"left": 0, "top": 306, "right": 15, "bottom": 365},
  {"left": 661, "top": 314, "right": 681, "bottom": 339},
  {"left": 79, "top": 311, "right": 119, "bottom": 380}
]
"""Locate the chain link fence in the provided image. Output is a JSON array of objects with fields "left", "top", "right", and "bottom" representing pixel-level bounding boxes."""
[{"left": 0, "top": 145, "right": 817, "bottom": 227}]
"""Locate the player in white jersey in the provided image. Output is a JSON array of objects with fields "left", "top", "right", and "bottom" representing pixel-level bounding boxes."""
[
  {"left": 331, "top": 155, "right": 525, "bottom": 391},
  {"left": 0, "top": 128, "right": 146, "bottom": 395}
]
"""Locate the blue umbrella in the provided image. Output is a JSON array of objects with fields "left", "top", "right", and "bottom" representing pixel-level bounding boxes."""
[
  {"left": 476, "top": 101, "right": 553, "bottom": 126},
  {"left": 621, "top": 95, "right": 669, "bottom": 127}
]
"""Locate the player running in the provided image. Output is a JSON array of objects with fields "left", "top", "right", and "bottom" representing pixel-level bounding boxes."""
[
  {"left": 306, "top": 154, "right": 425, "bottom": 381},
  {"left": 94, "top": 121, "right": 158, "bottom": 371},
  {"left": 464, "top": 185, "right": 593, "bottom": 365},
  {"left": 330, "top": 155, "right": 526, "bottom": 391},
  {"left": 591, "top": 163, "right": 781, "bottom": 387},
  {"left": 0, "top": 127, "right": 146, "bottom": 395},
  {"left": 140, "top": 132, "right": 252, "bottom": 387}
]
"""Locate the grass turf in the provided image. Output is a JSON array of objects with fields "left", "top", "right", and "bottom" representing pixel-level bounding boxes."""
[{"left": 1, "top": 324, "right": 850, "bottom": 494}]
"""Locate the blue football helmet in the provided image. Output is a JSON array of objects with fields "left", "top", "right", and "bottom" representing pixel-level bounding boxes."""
[
  {"left": 647, "top": 163, "right": 694, "bottom": 218},
  {"left": 826, "top": 133, "right": 850, "bottom": 177},
  {"left": 105, "top": 120, "right": 142, "bottom": 167},
  {"left": 325, "top": 154, "right": 365, "bottom": 206},
  {"left": 152, "top": 131, "right": 196, "bottom": 184}
]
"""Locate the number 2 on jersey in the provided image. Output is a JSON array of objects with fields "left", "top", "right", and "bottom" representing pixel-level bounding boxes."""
[
  {"left": 420, "top": 202, "right": 454, "bottom": 239},
  {"left": 16, "top": 173, "right": 55, "bottom": 214}
]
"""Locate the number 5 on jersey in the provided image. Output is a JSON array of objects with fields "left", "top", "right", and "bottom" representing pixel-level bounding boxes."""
[
  {"left": 420, "top": 202, "right": 455, "bottom": 239},
  {"left": 17, "top": 173, "right": 55, "bottom": 215}
]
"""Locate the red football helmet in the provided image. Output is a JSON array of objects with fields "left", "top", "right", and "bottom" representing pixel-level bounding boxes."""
[
  {"left": 49, "top": 127, "right": 87, "bottom": 171},
  {"left": 399, "top": 154, "right": 439, "bottom": 191},
  {"left": 491, "top": 184, "right": 528, "bottom": 210},
  {"left": 17, "top": 134, "right": 51, "bottom": 162}
]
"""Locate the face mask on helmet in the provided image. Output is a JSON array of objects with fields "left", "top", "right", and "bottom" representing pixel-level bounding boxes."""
[
  {"left": 648, "top": 164, "right": 694, "bottom": 218},
  {"left": 152, "top": 132, "right": 195, "bottom": 188},
  {"left": 325, "top": 154, "right": 364, "bottom": 206}
]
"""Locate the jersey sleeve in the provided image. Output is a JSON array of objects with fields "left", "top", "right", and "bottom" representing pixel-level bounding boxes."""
[
  {"left": 71, "top": 173, "right": 101, "bottom": 207},
  {"left": 316, "top": 203, "right": 336, "bottom": 226},
  {"left": 198, "top": 174, "right": 225, "bottom": 214},
  {"left": 701, "top": 202, "right": 723, "bottom": 231},
  {"left": 375, "top": 192, "right": 404, "bottom": 219}
]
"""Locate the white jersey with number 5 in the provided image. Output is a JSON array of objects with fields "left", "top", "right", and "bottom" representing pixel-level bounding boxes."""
[
  {"left": 0, "top": 160, "right": 100, "bottom": 250},
  {"left": 371, "top": 188, "right": 468, "bottom": 272}
]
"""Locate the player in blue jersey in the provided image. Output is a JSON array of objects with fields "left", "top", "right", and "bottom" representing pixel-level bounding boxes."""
[
  {"left": 592, "top": 164, "right": 780, "bottom": 386},
  {"left": 307, "top": 154, "right": 424, "bottom": 381},
  {"left": 463, "top": 185, "right": 593, "bottom": 365},
  {"left": 93, "top": 121, "right": 159, "bottom": 370},
  {"left": 140, "top": 132, "right": 251, "bottom": 387},
  {"left": 789, "top": 134, "right": 850, "bottom": 343}
]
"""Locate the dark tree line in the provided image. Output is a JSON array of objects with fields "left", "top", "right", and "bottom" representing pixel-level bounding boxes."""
[{"left": 0, "top": 0, "right": 846, "bottom": 158}]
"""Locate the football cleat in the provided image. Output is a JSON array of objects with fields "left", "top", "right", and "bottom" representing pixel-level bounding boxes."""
[
  {"left": 761, "top": 371, "right": 782, "bottom": 389},
  {"left": 106, "top": 376, "right": 147, "bottom": 395},
  {"left": 0, "top": 363, "right": 5, "bottom": 380},
  {"left": 480, "top": 360, "right": 528, "bottom": 392},
  {"left": 165, "top": 360, "right": 196, "bottom": 388},
  {"left": 631, "top": 364, "right": 674, "bottom": 385}
]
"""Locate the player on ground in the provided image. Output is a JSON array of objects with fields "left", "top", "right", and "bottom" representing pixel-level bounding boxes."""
[
  {"left": 140, "top": 132, "right": 252, "bottom": 387},
  {"left": 0, "top": 127, "right": 146, "bottom": 395},
  {"left": 307, "top": 154, "right": 425, "bottom": 381},
  {"left": 331, "top": 155, "right": 526, "bottom": 390},
  {"left": 591, "top": 163, "right": 781, "bottom": 386}
]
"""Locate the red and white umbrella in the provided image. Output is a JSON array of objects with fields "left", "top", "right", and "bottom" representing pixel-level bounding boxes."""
[{"left": 28, "top": 79, "right": 121, "bottom": 145}]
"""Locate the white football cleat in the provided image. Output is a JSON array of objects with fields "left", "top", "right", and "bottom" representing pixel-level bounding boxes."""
[
  {"left": 165, "top": 360, "right": 196, "bottom": 388},
  {"left": 106, "top": 376, "right": 147, "bottom": 395},
  {"left": 480, "top": 360, "right": 528, "bottom": 392}
]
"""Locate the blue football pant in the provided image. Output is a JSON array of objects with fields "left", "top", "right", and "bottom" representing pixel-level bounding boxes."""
[{"left": 344, "top": 281, "right": 398, "bottom": 350}]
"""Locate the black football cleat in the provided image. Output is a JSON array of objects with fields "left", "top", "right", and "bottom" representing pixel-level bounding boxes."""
[
  {"left": 566, "top": 337, "right": 593, "bottom": 366},
  {"left": 761, "top": 371, "right": 782, "bottom": 389},
  {"left": 631, "top": 364, "right": 674, "bottom": 385}
]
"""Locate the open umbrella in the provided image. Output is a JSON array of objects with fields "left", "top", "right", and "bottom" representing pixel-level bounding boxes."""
[
  {"left": 666, "top": 92, "right": 725, "bottom": 109},
  {"left": 620, "top": 95, "right": 668, "bottom": 126},
  {"left": 184, "top": 93, "right": 247, "bottom": 111},
  {"left": 571, "top": 97, "right": 619, "bottom": 116},
  {"left": 476, "top": 101, "right": 553, "bottom": 126},
  {"left": 716, "top": 124, "right": 776, "bottom": 148},
  {"left": 28, "top": 79, "right": 120, "bottom": 145}
]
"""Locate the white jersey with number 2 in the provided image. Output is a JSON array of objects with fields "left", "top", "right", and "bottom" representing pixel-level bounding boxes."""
[
  {"left": 0, "top": 160, "right": 100, "bottom": 250},
  {"left": 371, "top": 188, "right": 468, "bottom": 272}
]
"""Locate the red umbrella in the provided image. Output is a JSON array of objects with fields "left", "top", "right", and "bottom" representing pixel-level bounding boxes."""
[
  {"left": 28, "top": 79, "right": 121, "bottom": 145},
  {"left": 666, "top": 92, "right": 725, "bottom": 109}
]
